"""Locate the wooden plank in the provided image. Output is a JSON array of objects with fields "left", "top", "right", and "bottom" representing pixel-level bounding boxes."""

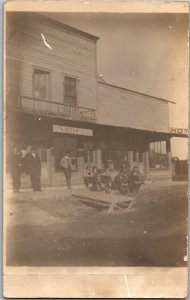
[{"left": 72, "top": 189, "right": 135, "bottom": 205}]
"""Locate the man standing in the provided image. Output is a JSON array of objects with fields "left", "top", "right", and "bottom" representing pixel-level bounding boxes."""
[
  {"left": 60, "top": 152, "right": 72, "bottom": 189},
  {"left": 24, "top": 147, "right": 42, "bottom": 191},
  {"left": 11, "top": 148, "right": 23, "bottom": 192},
  {"left": 120, "top": 155, "right": 130, "bottom": 172}
]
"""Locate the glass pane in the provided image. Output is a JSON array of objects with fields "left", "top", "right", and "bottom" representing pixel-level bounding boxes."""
[
  {"left": 161, "top": 141, "right": 166, "bottom": 154},
  {"left": 40, "top": 150, "right": 47, "bottom": 163},
  {"left": 64, "top": 76, "right": 77, "bottom": 105},
  {"left": 33, "top": 69, "right": 50, "bottom": 100},
  {"left": 139, "top": 152, "right": 143, "bottom": 162}
]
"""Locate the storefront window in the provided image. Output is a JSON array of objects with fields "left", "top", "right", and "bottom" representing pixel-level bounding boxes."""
[
  {"left": 102, "top": 150, "right": 127, "bottom": 170},
  {"left": 149, "top": 141, "right": 167, "bottom": 169},
  {"left": 40, "top": 149, "right": 47, "bottom": 163},
  {"left": 139, "top": 152, "right": 143, "bottom": 162},
  {"left": 84, "top": 151, "right": 93, "bottom": 164}
]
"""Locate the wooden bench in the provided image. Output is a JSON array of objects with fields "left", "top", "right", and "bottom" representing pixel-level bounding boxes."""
[{"left": 72, "top": 189, "right": 136, "bottom": 213}]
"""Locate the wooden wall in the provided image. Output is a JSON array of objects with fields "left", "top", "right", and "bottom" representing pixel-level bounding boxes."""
[
  {"left": 6, "top": 14, "right": 97, "bottom": 110},
  {"left": 97, "top": 82, "right": 170, "bottom": 133}
]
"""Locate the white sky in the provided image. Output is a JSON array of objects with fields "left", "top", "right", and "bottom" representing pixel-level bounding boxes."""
[{"left": 47, "top": 13, "right": 189, "bottom": 159}]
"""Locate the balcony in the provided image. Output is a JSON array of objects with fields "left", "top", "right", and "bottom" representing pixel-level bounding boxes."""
[{"left": 16, "top": 96, "right": 96, "bottom": 121}]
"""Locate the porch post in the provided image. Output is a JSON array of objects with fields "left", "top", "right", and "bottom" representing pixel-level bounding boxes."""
[
  {"left": 47, "top": 148, "right": 53, "bottom": 186},
  {"left": 96, "top": 149, "right": 102, "bottom": 169},
  {"left": 92, "top": 150, "right": 96, "bottom": 165},
  {"left": 144, "top": 151, "right": 150, "bottom": 179},
  {"left": 128, "top": 150, "right": 133, "bottom": 170},
  {"left": 166, "top": 138, "right": 172, "bottom": 178}
]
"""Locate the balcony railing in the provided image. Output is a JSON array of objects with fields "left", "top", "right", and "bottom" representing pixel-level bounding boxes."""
[{"left": 17, "top": 96, "right": 96, "bottom": 121}]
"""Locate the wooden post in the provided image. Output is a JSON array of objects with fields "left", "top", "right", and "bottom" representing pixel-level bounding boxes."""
[
  {"left": 47, "top": 148, "right": 53, "bottom": 186},
  {"left": 96, "top": 149, "right": 102, "bottom": 169},
  {"left": 143, "top": 150, "right": 150, "bottom": 179},
  {"left": 128, "top": 150, "right": 133, "bottom": 170},
  {"left": 92, "top": 150, "right": 96, "bottom": 165},
  {"left": 166, "top": 139, "right": 172, "bottom": 179}
]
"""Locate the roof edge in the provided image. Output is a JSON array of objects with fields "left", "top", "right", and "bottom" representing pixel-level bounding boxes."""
[
  {"left": 6, "top": 11, "right": 100, "bottom": 41},
  {"left": 98, "top": 81, "right": 176, "bottom": 104}
]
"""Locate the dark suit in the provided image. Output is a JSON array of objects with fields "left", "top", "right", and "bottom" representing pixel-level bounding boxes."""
[
  {"left": 128, "top": 170, "right": 143, "bottom": 192},
  {"left": 11, "top": 153, "right": 22, "bottom": 191},
  {"left": 24, "top": 152, "right": 41, "bottom": 191}
]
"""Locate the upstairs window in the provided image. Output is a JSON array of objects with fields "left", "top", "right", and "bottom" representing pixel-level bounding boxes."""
[
  {"left": 64, "top": 76, "right": 77, "bottom": 106},
  {"left": 33, "top": 69, "right": 50, "bottom": 101}
]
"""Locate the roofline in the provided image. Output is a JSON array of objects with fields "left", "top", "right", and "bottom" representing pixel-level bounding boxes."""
[
  {"left": 7, "top": 12, "right": 100, "bottom": 41},
  {"left": 98, "top": 81, "right": 176, "bottom": 104}
]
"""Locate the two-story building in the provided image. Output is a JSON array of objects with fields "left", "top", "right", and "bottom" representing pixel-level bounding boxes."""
[{"left": 5, "top": 12, "right": 187, "bottom": 187}]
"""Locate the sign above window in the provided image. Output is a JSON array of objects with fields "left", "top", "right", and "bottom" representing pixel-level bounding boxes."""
[
  {"left": 53, "top": 125, "right": 93, "bottom": 136},
  {"left": 169, "top": 128, "right": 188, "bottom": 135}
]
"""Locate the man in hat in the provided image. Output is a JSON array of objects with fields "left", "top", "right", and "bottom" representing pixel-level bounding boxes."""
[
  {"left": 60, "top": 151, "right": 72, "bottom": 189},
  {"left": 24, "top": 147, "right": 42, "bottom": 191}
]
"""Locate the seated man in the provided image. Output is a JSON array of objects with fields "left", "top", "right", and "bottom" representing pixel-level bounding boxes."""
[
  {"left": 112, "top": 171, "right": 123, "bottom": 190},
  {"left": 119, "top": 170, "right": 129, "bottom": 195},
  {"left": 113, "top": 170, "right": 129, "bottom": 195},
  {"left": 101, "top": 168, "right": 112, "bottom": 193},
  {"left": 83, "top": 165, "right": 93, "bottom": 188},
  {"left": 128, "top": 166, "right": 144, "bottom": 192},
  {"left": 91, "top": 166, "right": 104, "bottom": 191}
]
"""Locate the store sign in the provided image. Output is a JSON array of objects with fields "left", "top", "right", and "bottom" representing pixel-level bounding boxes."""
[
  {"left": 169, "top": 127, "right": 188, "bottom": 135},
  {"left": 53, "top": 125, "right": 93, "bottom": 136}
]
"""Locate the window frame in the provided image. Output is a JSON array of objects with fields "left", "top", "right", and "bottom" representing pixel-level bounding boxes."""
[
  {"left": 32, "top": 66, "right": 51, "bottom": 101},
  {"left": 63, "top": 74, "right": 78, "bottom": 106}
]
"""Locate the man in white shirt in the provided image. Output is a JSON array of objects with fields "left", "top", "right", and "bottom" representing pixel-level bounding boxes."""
[{"left": 60, "top": 152, "right": 72, "bottom": 189}]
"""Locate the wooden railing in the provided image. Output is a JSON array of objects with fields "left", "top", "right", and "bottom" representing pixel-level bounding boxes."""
[{"left": 18, "top": 96, "right": 96, "bottom": 121}]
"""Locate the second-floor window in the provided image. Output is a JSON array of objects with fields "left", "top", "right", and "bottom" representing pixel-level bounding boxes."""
[
  {"left": 64, "top": 76, "right": 77, "bottom": 106},
  {"left": 33, "top": 69, "right": 50, "bottom": 101}
]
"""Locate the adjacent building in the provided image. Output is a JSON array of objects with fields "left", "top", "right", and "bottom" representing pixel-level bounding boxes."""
[{"left": 6, "top": 12, "right": 187, "bottom": 187}]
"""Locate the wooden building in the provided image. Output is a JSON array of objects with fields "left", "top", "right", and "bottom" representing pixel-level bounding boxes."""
[{"left": 5, "top": 12, "right": 187, "bottom": 187}]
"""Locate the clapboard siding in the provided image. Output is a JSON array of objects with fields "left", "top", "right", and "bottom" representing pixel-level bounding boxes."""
[
  {"left": 97, "top": 82, "right": 170, "bottom": 133},
  {"left": 6, "top": 15, "right": 97, "bottom": 110}
]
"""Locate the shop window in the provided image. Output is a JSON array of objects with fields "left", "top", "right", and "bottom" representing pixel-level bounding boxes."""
[
  {"left": 149, "top": 141, "right": 167, "bottom": 169},
  {"left": 84, "top": 151, "right": 93, "bottom": 164},
  {"left": 139, "top": 152, "right": 143, "bottom": 162},
  {"left": 102, "top": 150, "right": 121, "bottom": 170},
  {"left": 133, "top": 152, "right": 136, "bottom": 162},
  {"left": 64, "top": 76, "right": 77, "bottom": 106},
  {"left": 33, "top": 68, "right": 50, "bottom": 101},
  {"left": 40, "top": 149, "right": 47, "bottom": 163}
]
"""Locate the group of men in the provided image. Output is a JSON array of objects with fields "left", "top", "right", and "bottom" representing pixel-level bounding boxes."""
[
  {"left": 83, "top": 156, "right": 144, "bottom": 195},
  {"left": 84, "top": 166, "right": 112, "bottom": 193},
  {"left": 11, "top": 149, "right": 144, "bottom": 195},
  {"left": 11, "top": 146, "right": 42, "bottom": 192}
]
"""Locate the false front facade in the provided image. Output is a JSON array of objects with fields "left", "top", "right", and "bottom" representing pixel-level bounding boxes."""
[{"left": 6, "top": 13, "right": 185, "bottom": 187}]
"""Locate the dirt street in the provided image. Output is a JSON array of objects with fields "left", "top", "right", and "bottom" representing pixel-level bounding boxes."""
[{"left": 6, "top": 183, "right": 188, "bottom": 267}]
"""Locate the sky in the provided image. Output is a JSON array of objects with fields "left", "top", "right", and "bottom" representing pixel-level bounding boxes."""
[{"left": 46, "top": 12, "right": 189, "bottom": 159}]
